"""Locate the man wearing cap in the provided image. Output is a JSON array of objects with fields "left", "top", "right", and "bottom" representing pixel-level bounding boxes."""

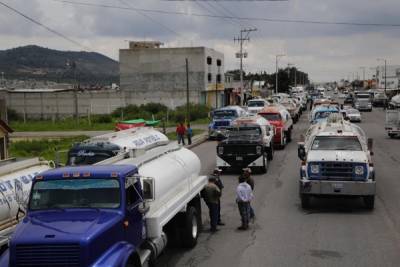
[
  {"left": 201, "top": 176, "right": 222, "bottom": 232},
  {"left": 242, "top": 168, "right": 255, "bottom": 221},
  {"left": 212, "top": 168, "right": 225, "bottom": 226},
  {"left": 236, "top": 175, "right": 253, "bottom": 230}
]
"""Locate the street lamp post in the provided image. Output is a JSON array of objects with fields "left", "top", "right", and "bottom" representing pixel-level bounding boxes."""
[
  {"left": 377, "top": 58, "right": 387, "bottom": 95},
  {"left": 275, "top": 54, "right": 285, "bottom": 94}
]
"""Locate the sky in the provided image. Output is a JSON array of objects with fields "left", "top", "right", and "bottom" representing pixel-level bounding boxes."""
[{"left": 1, "top": 0, "right": 400, "bottom": 82}]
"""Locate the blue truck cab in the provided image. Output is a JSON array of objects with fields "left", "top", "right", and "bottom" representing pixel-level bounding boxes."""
[
  {"left": 310, "top": 106, "right": 339, "bottom": 124},
  {"left": 208, "top": 105, "right": 247, "bottom": 139},
  {"left": 1, "top": 165, "right": 151, "bottom": 267}
]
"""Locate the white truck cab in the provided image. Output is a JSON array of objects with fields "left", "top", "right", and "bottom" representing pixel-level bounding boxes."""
[
  {"left": 298, "top": 114, "right": 376, "bottom": 209},
  {"left": 247, "top": 99, "right": 269, "bottom": 115}
]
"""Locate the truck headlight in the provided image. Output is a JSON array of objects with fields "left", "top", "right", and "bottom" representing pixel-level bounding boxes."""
[
  {"left": 218, "top": 146, "right": 224, "bottom": 155},
  {"left": 354, "top": 165, "right": 364, "bottom": 175},
  {"left": 256, "top": 146, "right": 262, "bottom": 155},
  {"left": 310, "top": 164, "right": 319, "bottom": 174}
]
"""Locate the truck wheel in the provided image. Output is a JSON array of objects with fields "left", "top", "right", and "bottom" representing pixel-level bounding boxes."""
[
  {"left": 286, "top": 130, "right": 292, "bottom": 143},
  {"left": 363, "top": 196, "right": 375, "bottom": 210},
  {"left": 267, "top": 145, "right": 274, "bottom": 161},
  {"left": 180, "top": 206, "right": 199, "bottom": 248},
  {"left": 260, "top": 156, "right": 267, "bottom": 174},
  {"left": 301, "top": 194, "right": 311, "bottom": 209},
  {"left": 389, "top": 133, "right": 396, "bottom": 138}
]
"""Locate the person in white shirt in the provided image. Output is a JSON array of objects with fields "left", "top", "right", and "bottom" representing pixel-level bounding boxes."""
[{"left": 236, "top": 175, "right": 254, "bottom": 230}]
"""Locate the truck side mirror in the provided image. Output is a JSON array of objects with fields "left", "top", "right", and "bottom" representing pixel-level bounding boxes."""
[
  {"left": 15, "top": 180, "right": 27, "bottom": 220},
  {"left": 142, "top": 178, "right": 155, "bottom": 201},
  {"left": 298, "top": 143, "right": 306, "bottom": 161},
  {"left": 368, "top": 138, "right": 373, "bottom": 155}
]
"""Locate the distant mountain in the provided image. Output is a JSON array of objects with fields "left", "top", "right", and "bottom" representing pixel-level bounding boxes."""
[{"left": 0, "top": 45, "right": 119, "bottom": 85}]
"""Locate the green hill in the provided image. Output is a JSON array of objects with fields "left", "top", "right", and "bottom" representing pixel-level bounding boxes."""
[{"left": 0, "top": 45, "right": 119, "bottom": 85}]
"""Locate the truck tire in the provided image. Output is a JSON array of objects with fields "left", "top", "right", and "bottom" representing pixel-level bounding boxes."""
[
  {"left": 301, "top": 194, "right": 311, "bottom": 209},
  {"left": 267, "top": 145, "right": 274, "bottom": 161},
  {"left": 180, "top": 206, "right": 199, "bottom": 248},
  {"left": 286, "top": 130, "right": 292, "bottom": 143},
  {"left": 363, "top": 196, "right": 375, "bottom": 210},
  {"left": 389, "top": 133, "right": 396, "bottom": 138},
  {"left": 260, "top": 155, "right": 267, "bottom": 174}
]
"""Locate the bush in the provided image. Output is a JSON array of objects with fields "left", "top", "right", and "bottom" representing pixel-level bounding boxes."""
[
  {"left": 6, "top": 108, "right": 21, "bottom": 121},
  {"left": 140, "top": 103, "right": 168, "bottom": 114},
  {"left": 93, "top": 114, "right": 112, "bottom": 123},
  {"left": 173, "top": 103, "right": 210, "bottom": 121}
]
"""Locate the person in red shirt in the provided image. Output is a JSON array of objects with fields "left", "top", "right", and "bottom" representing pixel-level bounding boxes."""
[{"left": 176, "top": 123, "right": 186, "bottom": 145}]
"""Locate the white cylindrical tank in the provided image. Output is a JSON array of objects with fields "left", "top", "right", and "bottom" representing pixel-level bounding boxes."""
[
  {"left": 88, "top": 127, "right": 169, "bottom": 150},
  {"left": 0, "top": 158, "right": 52, "bottom": 246}
]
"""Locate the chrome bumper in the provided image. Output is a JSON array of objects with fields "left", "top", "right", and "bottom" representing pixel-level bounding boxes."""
[{"left": 299, "top": 179, "right": 376, "bottom": 196}]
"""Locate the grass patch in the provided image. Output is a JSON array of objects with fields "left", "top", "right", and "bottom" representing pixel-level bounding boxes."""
[
  {"left": 10, "top": 118, "right": 115, "bottom": 132},
  {"left": 9, "top": 136, "right": 88, "bottom": 163}
]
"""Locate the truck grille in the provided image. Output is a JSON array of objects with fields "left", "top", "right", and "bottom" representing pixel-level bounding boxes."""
[
  {"left": 16, "top": 243, "right": 81, "bottom": 267},
  {"left": 308, "top": 162, "right": 368, "bottom": 180},
  {"left": 320, "top": 162, "right": 353, "bottom": 179},
  {"left": 223, "top": 145, "right": 257, "bottom": 155},
  {"left": 214, "top": 121, "right": 230, "bottom": 127}
]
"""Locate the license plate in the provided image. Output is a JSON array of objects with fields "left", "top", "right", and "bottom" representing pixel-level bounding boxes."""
[
  {"left": 332, "top": 183, "right": 343, "bottom": 190},
  {"left": 236, "top": 156, "right": 243, "bottom": 161}
]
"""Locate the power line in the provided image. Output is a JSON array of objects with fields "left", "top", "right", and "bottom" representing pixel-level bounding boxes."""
[
  {"left": 48, "top": 0, "right": 400, "bottom": 28},
  {"left": 192, "top": 0, "right": 237, "bottom": 28},
  {"left": 0, "top": 1, "right": 91, "bottom": 51},
  {"left": 118, "top": 0, "right": 183, "bottom": 38}
]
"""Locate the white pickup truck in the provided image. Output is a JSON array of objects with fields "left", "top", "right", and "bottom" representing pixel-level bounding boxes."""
[{"left": 298, "top": 114, "right": 376, "bottom": 209}]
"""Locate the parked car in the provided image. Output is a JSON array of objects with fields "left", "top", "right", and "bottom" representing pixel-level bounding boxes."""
[
  {"left": 372, "top": 93, "right": 388, "bottom": 107},
  {"left": 247, "top": 99, "right": 269, "bottom": 115},
  {"left": 344, "top": 108, "right": 362, "bottom": 122}
]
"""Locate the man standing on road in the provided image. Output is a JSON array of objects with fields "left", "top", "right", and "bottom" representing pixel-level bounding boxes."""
[
  {"left": 236, "top": 175, "right": 253, "bottom": 230},
  {"left": 176, "top": 123, "right": 186, "bottom": 145},
  {"left": 211, "top": 168, "right": 225, "bottom": 226},
  {"left": 186, "top": 123, "right": 193, "bottom": 145},
  {"left": 242, "top": 168, "right": 255, "bottom": 221},
  {"left": 201, "top": 176, "right": 222, "bottom": 233}
]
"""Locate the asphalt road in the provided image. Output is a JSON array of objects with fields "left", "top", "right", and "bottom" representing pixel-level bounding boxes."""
[{"left": 158, "top": 104, "right": 400, "bottom": 267}]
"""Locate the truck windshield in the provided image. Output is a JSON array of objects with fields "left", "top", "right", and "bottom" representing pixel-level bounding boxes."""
[
  {"left": 213, "top": 110, "right": 236, "bottom": 118},
  {"left": 248, "top": 101, "right": 265, "bottom": 107},
  {"left": 311, "top": 136, "right": 362, "bottom": 151},
  {"left": 356, "top": 94, "right": 370, "bottom": 99},
  {"left": 315, "top": 110, "right": 338, "bottom": 120},
  {"left": 29, "top": 179, "right": 120, "bottom": 210},
  {"left": 228, "top": 128, "right": 261, "bottom": 137},
  {"left": 260, "top": 113, "right": 281, "bottom": 121}
]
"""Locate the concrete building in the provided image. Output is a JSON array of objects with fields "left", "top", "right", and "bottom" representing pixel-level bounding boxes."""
[
  {"left": 120, "top": 42, "right": 224, "bottom": 109},
  {"left": 376, "top": 65, "right": 400, "bottom": 89}
]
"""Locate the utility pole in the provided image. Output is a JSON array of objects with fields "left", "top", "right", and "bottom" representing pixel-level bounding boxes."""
[
  {"left": 377, "top": 58, "right": 387, "bottom": 95},
  {"left": 275, "top": 54, "right": 285, "bottom": 94},
  {"left": 360, "top": 66, "right": 366, "bottom": 81},
  {"left": 185, "top": 58, "right": 190, "bottom": 122},
  {"left": 234, "top": 28, "right": 257, "bottom": 105}
]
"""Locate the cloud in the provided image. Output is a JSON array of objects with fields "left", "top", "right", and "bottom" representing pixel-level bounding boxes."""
[{"left": 1, "top": 0, "right": 400, "bottom": 81}]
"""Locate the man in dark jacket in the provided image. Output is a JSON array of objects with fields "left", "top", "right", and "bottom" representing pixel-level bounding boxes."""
[
  {"left": 212, "top": 168, "right": 225, "bottom": 225},
  {"left": 201, "top": 176, "right": 221, "bottom": 232}
]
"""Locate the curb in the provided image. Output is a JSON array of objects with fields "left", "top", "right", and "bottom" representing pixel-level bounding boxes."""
[{"left": 185, "top": 133, "right": 209, "bottom": 150}]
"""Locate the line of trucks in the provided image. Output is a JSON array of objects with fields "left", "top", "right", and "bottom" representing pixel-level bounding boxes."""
[
  {"left": 210, "top": 90, "right": 308, "bottom": 173},
  {"left": 0, "top": 127, "right": 207, "bottom": 267}
]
